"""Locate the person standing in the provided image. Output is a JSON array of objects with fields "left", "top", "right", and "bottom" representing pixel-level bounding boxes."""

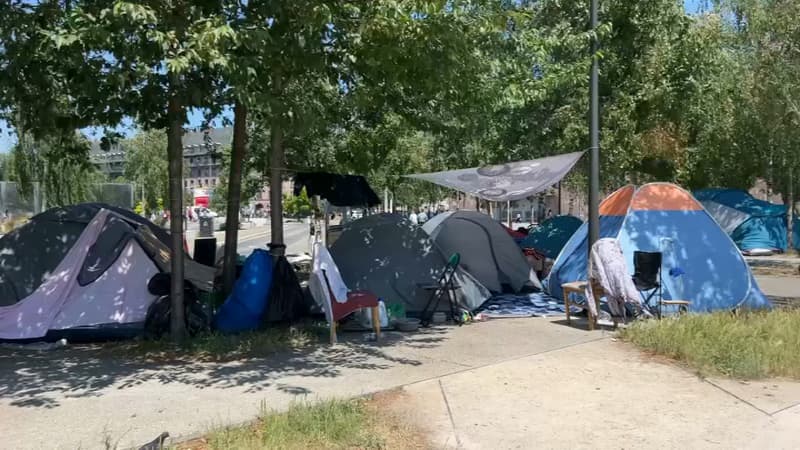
[{"left": 409, "top": 210, "right": 418, "bottom": 225}]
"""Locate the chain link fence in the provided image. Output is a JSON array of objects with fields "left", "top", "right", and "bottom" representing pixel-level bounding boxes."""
[{"left": 0, "top": 182, "right": 135, "bottom": 216}]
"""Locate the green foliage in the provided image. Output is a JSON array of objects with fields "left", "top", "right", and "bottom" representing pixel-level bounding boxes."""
[
  {"left": 622, "top": 310, "right": 800, "bottom": 380},
  {"left": 11, "top": 131, "right": 104, "bottom": 206},
  {"left": 284, "top": 187, "right": 313, "bottom": 218},
  {"left": 123, "top": 129, "right": 169, "bottom": 214}
]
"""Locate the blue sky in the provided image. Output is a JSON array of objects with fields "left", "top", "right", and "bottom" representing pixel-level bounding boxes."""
[{"left": 0, "top": 0, "right": 707, "bottom": 153}]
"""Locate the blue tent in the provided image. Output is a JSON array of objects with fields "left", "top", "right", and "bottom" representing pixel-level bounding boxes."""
[
  {"left": 519, "top": 215, "right": 582, "bottom": 259},
  {"left": 547, "top": 184, "right": 770, "bottom": 312},
  {"left": 694, "top": 188, "right": 789, "bottom": 253}
]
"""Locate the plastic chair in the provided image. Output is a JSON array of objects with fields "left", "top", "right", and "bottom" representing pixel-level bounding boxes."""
[{"left": 321, "top": 270, "right": 381, "bottom": 344}]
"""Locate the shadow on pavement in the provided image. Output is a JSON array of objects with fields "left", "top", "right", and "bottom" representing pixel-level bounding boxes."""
[{"left": 0, "top": 327, "right": 450, "bottom": 409}]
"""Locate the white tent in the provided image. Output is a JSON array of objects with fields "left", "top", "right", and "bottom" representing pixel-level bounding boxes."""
[{"left": 0, "top": 204, "right": 213, "bottom": 341}]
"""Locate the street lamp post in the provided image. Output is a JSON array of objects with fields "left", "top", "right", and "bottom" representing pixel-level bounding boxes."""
[{"left": 588, "top": 0, "right": 600, "bottom": 254}]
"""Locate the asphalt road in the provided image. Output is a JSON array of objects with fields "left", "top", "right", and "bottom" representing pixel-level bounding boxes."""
[
  {"left": 234, "top": 220, "right": 311, "bottom": 255},
  {"left": 186, "top": 219, "right": 309, "bottom": 255}
]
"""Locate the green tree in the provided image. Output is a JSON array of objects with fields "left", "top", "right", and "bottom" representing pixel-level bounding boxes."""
[
  {"left": 12, "top": 131, "right": 104, "bottom": 207},
  {"left": 123, "top": 129, "right": 169, "bottom": 214},
  {"left": 55, "top": 0, "right": 236, "bottom": 340},
  {"left": 284, "top": 187, "right": 313, "bottom": 218}
]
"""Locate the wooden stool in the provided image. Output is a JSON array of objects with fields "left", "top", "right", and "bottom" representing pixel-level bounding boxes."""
[
  {"left": 660, "top": 300, "right": 690, "bottom": 317},
  {"left": 562, "top": 281, "right": 602, "bottom": 330}
]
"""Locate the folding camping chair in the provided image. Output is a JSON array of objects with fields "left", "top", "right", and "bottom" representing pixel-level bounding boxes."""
[
  {"left": 632, "top": 251, "right": 663, "bottom": 317},
  {"left": 418, "top": 253, "right": 462, "bottom": 327}
]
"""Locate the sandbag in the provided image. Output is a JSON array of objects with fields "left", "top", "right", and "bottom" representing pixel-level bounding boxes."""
[{"left": 213, "top": 249, "right": 273, "bottom": 333}]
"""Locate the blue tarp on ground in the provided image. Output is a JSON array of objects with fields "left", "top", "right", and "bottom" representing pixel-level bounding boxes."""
[
  {"left": 694, "top": 188, "right": 790, "bottom": 252},
  {"left": 547, "top": 184, "right": 771, "bottom": 313},
  {"left": 519, "top": 215, "right": 583, "bottom": 259},
  {"left": 214, "top": 249, "right": 274, "bottom": 333}
]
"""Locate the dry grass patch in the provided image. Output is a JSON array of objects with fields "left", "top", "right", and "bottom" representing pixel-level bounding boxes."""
[{"left": 177, "top": 391, "right": 428, "bottom": 450}]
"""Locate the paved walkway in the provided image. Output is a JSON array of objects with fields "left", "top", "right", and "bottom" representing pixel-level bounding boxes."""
[
  {"left": 2, "top": 318, "right": 799, "bottom": 449},
  {"left": 755, "top": 275, "right": 800, "bottom": 299},
  {"left": 398, "top": 339, "right": 800, "bottom": 449}
]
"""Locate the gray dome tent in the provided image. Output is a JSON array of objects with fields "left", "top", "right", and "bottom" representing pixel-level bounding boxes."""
[
  {"left": 0, "top": 204, "right": 213, "bottom": 341},
  {"left": 329, "top": 213, "right": 490, "bottom": 313},
  {"left": 423, "top": 210, "right": 541, "bottom": 293}
]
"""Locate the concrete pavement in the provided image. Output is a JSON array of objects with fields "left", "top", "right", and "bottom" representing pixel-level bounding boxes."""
[
  {"left": 3, "top": 317, "right": 800, "bottom": 449},
  {"left": 398, "top": 338, "right": 800, "bottom": 449},
  {"left": 0, "top": 319, "right": 604, "bottom": 449}
]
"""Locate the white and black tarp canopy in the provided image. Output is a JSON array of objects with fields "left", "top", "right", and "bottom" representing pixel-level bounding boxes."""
[{"left": 405, "top": 151, "right": 585, "bottom": 202}]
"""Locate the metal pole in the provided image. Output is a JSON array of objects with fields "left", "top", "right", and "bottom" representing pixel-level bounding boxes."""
[
  {"left": 507, "top": 200, "right": 512, "bottom": 228},
  {"left": 557, "top": 182, "right": 562, "bottom": 215},
  {"left": 588, "top": 0, "right": 600, "bottom": 253}
]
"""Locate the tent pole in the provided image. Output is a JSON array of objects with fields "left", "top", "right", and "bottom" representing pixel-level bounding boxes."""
[
  {"left": 507, "top": 200, "right": 512, "bottom": 228},
  {"left": 588, "top": 0, "right": 601, "bottom": 254}
]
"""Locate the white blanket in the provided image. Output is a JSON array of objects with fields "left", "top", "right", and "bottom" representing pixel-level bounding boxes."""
[
  {"left": 586, "top": 238, "right": 642, "bottom": 318},
  {"left": 309, "top": 242, "right": 350, "bottom": 323}
]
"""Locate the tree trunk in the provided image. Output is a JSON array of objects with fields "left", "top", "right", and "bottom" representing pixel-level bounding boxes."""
[
  {"left": 167, "top": 86, "right": 186, "bottom": 341},
  {"left": 269, "top": 71, "right": 285, "bottom": 256},
  {"left": 222, "top": 103, "right": 248, "bottom": 295},
  {"left": 269, "top": 119, "right": 285, "bottom": 256},
  {"left": 788, "top": 167, "right": 795, "bottom": 252}
]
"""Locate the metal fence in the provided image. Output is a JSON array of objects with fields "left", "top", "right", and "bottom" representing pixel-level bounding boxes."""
[{"left": 0, "top": 182, "right": 135, "bottom": 216}]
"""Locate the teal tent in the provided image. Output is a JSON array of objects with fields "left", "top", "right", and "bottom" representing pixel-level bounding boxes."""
[
  {"left": 519, "top": 215, "right": 582, "bottom": 259},
  {"left": 694, "top": 189, "right": 790, "bottom": 253}
]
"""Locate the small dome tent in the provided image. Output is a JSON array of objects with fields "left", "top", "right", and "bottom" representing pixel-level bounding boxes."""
[
  {"left": 694, "top": 188, "right": 790, "bottom": 254},
  {"left": 547, "top": 184, "right": 770, "bottom": 312},
  {"left": 329, "top": 213, "right": 491, "bottom": 313},
  {"left": 422, "top": 210, "right": 541, "bottom": 293},
  {"left": 0, "top": 204, "right": 213, "bottom": 341}
]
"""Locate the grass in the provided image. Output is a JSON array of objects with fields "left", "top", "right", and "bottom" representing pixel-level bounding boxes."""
[
  {"left": 620, "top": 309, "right": 800, "bottom": 379},
  {"left": 180, "top": 393, "right": 426, "bottom": 450},
  {"left": 102, "top": 325, "right": 322, "bottom": 362}
]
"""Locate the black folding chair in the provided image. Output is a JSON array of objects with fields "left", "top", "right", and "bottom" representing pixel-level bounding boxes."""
[
  {"left": 419, "top": 253, "right": 462, "bottom": 327},
  {"left": 632, "top": 251, "right": 663, "bottom": 317}
]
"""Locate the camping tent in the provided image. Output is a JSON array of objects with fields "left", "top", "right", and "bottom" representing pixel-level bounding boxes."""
[
  {"left": 329, "top": 213, "right": 491, "bottom": 314},
  {"left": 547, "top": 184, "right": 770, "bottom": 312},
  {"left": 520, "top": 215, "right": 583, "bottom": 259},
  {"left": 0, "top": 204, "right": 213, "bottom": 341},
  {"left": 694, "top": 188, "right": 790, "bottom": 254},
  {"left": 422, "top": 210, "right": 541, "bottom": 293}
]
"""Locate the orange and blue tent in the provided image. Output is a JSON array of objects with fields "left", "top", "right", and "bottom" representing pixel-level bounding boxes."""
[{"left": 546, "top": 183, "right": 770, "bottom": 312}]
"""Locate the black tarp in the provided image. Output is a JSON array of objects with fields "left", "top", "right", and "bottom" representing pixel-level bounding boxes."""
[
  {"left": 293, "top": 172, "right": 380, "bottom": 207},
  {"left": 263, "top": 256, "right": 304, "bottom": 323}
]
